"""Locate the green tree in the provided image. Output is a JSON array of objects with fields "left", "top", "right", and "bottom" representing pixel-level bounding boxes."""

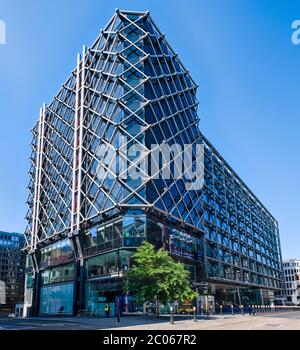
[{"left": 124, "top": 241, "right": 197, "bottom": 317}]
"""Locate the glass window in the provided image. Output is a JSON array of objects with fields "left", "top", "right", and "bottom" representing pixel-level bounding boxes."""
[
  {"left": 123, "top": 216, "right": 146, "bottom": 247},
  {"left": 41, "top": 264, "right": 74, "bottom": 285},
  {"left": 26, "top": 273, "right": 34, "bottom": 289},
  {"left": 86, "top": 250, "right": 132, "bottom": 278},
  {"left": 40, "top": 239, "right": 73, "bottom": 269},
  {"left": 40, "top": 283, "right": 73, "bottom": 315},
  {"left": 85, "top": 227, "right": 97, "bottom": 247},
  {"left": 85, "top": 279, "right": 121, "bottom": 316}
]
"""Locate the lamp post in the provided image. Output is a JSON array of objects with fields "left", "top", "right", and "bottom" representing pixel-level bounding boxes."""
[
  {"left": 117, "top": 243, "right": 121, "bottom": 323},
  {"left": 170, "top": 305, "right": 174, "bottom": 324},
  {"left": 193, "top": 306, "right": 197, "bottom": 322}
]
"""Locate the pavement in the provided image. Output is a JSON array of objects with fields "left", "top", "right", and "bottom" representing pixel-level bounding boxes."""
[
  {"left": 0, "top": 311, "right": 300, "bottom": 330},
  {"left": 116, "top": 312, "right": 300, "bottom": 330}
]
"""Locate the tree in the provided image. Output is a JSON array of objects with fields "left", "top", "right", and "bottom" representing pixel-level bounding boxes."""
[{"left": 124, "top": 241, "right": 197, "bottom": 317}]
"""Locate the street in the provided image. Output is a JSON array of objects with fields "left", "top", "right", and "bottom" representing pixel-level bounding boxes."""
[{"left": 0, "top": 311, "right": 300, "bottom": 330}]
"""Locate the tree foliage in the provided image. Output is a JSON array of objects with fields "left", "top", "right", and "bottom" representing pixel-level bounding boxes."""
[{"left": 124, "top": 241, "right": 197, "bottom": 305}]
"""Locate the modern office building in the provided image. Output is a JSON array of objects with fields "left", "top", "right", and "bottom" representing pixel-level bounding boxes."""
[
  {"left": 282, "top": 259, "right": 300, "bottom": 305},
  {"left": 23, "top": 10, "right": 283, "bottom": 316},
  {"left": 0, "top": 231, "right": 25, "bottom": 309}
]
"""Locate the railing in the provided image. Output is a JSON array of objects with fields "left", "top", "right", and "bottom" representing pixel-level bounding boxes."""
[
  {"left": 73, "top": 304, "right": 300, "bottom": 320},
  {"left": 215, "top": 304, "right": 300, "bottom": 316}
]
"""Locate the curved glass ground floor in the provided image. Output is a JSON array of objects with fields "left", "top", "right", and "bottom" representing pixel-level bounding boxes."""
[
  {"left": 24, "top": 214, "right": 280, "bottom": 316},
  {"left": 35, "top": 277, "right": 277, "bottom": 317}
]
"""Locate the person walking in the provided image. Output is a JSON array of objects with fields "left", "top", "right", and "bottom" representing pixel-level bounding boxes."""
[
  {"left": 105, "top": 303, "right": 110, "bottom": 318},
  {"left": 249, "top": 304, "right": 253, "bottom": 316}
]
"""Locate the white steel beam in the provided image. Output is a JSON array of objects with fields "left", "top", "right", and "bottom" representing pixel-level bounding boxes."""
[
  {"left": 31, "top": 104, "right": 46, "bottom": 251},
  {"left": 71, "top": 46, "right": 86, "bottom": 237}
]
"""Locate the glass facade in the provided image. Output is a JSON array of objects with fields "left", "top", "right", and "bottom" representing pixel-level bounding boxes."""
[
  {"left": 202, "top": 136, "right": 282, "bottom": 290},
  {"left": 85, "top": 250, "right": 134, "bottom": 316},
  {"left": 41, "top": 264, "right": 74, "bottom": 285},
  {"left": 24, "top": 10, "right": 284, "bottom": 315},
  {"left": 0, "top": 231, "right": 25, "bottom": 307},
  {"left": 84, "top": 216, "right": 145, "bottom": 256},
  {"left": 86, "top": 250, "right": 132, "bottom": 278},
  {"left": 146, "top": 218, "right": 204, "bottom": 263},
  {"left": 40, "top": 283, "right": 73, "bottom": 315},
  {"left": 40, "top": 239, "right": 74, "bottom": 269}
]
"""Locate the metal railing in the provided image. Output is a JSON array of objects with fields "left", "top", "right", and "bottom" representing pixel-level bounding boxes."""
[{"left": 215, "top": 304, "right": 300, "bottom": 316}]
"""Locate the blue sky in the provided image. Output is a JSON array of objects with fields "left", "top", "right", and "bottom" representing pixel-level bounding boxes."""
[{"left": 0, "top": 0, "right": 299, "bottom": 258}]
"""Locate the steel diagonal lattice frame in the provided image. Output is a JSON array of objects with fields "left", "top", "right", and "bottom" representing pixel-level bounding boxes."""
[
  {"left": 24, "top": 9, "right": 283, "bottom": 296},
  {"left": 25, "top": 10, "right": 205, "bottom": 251}
]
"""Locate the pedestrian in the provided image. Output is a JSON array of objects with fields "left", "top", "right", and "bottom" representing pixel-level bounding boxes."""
[
  {"left": 248, "top": 304, "right": 252, "bottom": 315},
  {"left": 105, "top": 303, "right": 110, "bottom": 318}
]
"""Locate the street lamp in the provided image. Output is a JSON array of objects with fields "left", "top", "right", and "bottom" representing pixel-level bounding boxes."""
[
  {"left": 193, "top": 306, "right": 197, "bottom": 322},
  {"left": 170, "top": 305, "right": 174, "bottom": 324},
  {"left": 117, "top": 242, "right": 121, "bottom": 323}
]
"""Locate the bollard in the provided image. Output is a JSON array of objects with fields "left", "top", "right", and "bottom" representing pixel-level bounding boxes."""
[
  {"left": 201, "top": 305, "right": 204, "bottom": 318},
  {"left": 193, "top": 306, "right": 197, "bottom": 322},
  {"left": 231, "top": 304, "right": 234, "bottom": 316},
  {"left": 170, "top": 306, "right": 174, "bottom": 324},
  {"left": 220, "top": 304, "right": 223, "bottom": 317},
  {"left": 241, "top": 305, "right": 244, "bottom": 315}
]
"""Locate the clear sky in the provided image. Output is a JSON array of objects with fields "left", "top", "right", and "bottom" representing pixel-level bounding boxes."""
[{"left": 0, "top": 0, "right": 299, "bottom": 258}]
